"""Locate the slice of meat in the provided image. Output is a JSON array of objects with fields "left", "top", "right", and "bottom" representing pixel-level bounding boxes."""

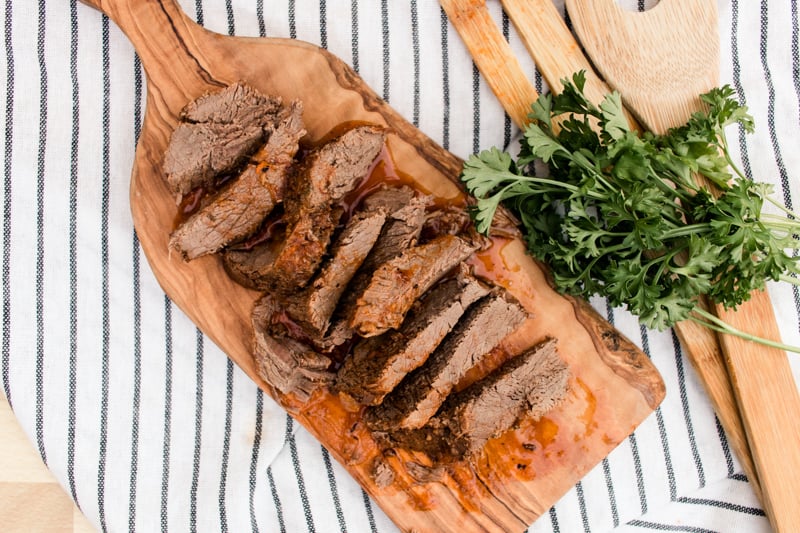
[
  {"left": 169, "top": 101, "right": 306, "bottom": 260},
  {"left": 251, "top": 294, "right": 334, "bottom": 401},
  {"left": 359, "top": 184, "right": 415, "bottom": 215},
  {"left": 224, "top": 206, "right": 343, "bottom": 292},
  {"left": 285, "top": 208, "right": 387, "bottom": 338},
  {"left": 164, "top": 83, "right": 282, "bottom": 197},
  {"left": 364, "top": 291, "right": 529, "bottom": 430},
  {"left": 324, "top": 193, "right": 431, "bottom": 348},
  {"left": 250, "top": 126, "right": 386, "bottom": 292},
  {"left": 336, "top": 269, "right": 489, "bottom": 405},
  {"left": 350, "top": 234, "right": 478, "bottom": 337},
  {"left": 285, "top": 125, "right": 387, "bottom": 219},
  {"left": 222, "top": 239, "right": 279, "bottom": 291},
  {"left": 436, "top": 338, "right": 569, "bottom": 457}
]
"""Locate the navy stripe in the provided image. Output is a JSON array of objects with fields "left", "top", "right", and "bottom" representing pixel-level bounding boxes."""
[
  {"left": 440, "top": 7, "right": 450, "bottom": 149},
  {"left": 350, "top": 0, "right": 359, "bottom": 72},
  {"left": 96, "top": 15, "right": 112, "bottom": 533},
  {"left": 381, "top": 0, "right": 389, "bottom": 102},
  {"left": 677, "top": 496, "right": 765, "bottom": 516},
  {"left": 730, "top": 472, "right": 748, "bottom": 482},
  {"left": 267, "top": 467, "right": 286, "bottom": 533},
  {"left": 159, "top": 297, "right": 173, "bottom": 532},
  {"left": 127, "top": 54, "right": 144, "bottom": 531},
  {"left": 501, "top": 10, "right": 512, "bottom": 150},
  {"left": 1, "top": 0, "right": 14, "bottom": 404},
  {"left": 287, "top": 416, "right": 315, "bottom": 532},
  {"left": 574, "top": 481, "right": 591, "bottom": 533},
  {"left": 411, "top": 0, "right": 420, "bottom": 126},
  {"left": 757, "top": 1, "right": 800, "bottom": 327},
  {"left": 288, "top": 0, "right": 296, "bottom": 39},
  {"left": 34, "top": 0, "right": 48, "bottom": 465},
  {"left": 670, "top": 330, "right": 705, "bottom": 487},
  {"left": 256, "top": 0, "right": 266, "bottom": 37},
  {"left": 626, "top": 520, "right": 717, "bottom": 533},
  {"left": 321, "top": 446, "right": 347, "bottom": 532},
  {"left": 472, "top": 63, "right": 480, "bottom": 154},
  {"left": 189, "top": 329, "right": 204, "bottom": 533},
  {"left": 714, "top": 416, "right": 735, "bottom": 478},
  {"left": 128, "top": 234, "right": 142, "bottom": 529},
  {"left": 629, "top": 429, "right": 648, "bottom": 513},
  {"left": 758, "top": 1, "right": 791, "bottom": 205},
  {"left": 225, "top": 0, "right": 234, "bottom": 35},
  {"left": 218, "top": 359, "right": 234, "bottom": 532},
  {"left": 640, "top": 325, "right": 678, "bottom": 501},
  {"left": 195, "top": 0, "right": 204, "bottom": 26},
  {"left": 319, "top": 0, "right": 327, "bottom": 49},
  {"left": 729, "top": 0, "right": 755, "bottom": 182},
  {"left": 248, "top": 391, "right": 264, "bottom": 533},
  {"left": 602, "top": 458, "right": 619, "bottom": 527},
  {"left": 66, "top": 0, "right": 80, "bottom": 507},
  {"left": 548, "top": 505, "right": 561, "bottom": 532},
  {"left": 361, "top": 488, "right": 378, "bottom": 533}
]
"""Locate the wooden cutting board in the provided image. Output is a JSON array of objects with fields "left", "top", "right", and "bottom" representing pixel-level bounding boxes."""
[{"left": 79, "top": 0, "right": 666, "bottom": 530}]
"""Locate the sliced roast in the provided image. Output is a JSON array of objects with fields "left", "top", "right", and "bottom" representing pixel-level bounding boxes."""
[
  {"left": 350, "top": 234, "right": 478, "bottom": 338},
  {"left": 285, "top": 125, "right": 387, "bottom": 219},
  {"left": 163, "top": 83, "right": 282, "bottom": 197},
  {"left": 436, "top": 338, "right": 569, "bottom": 457},
  {"left": 364, "top": 291, "right": 529, "bottom": 430},
  {"left": 228, "top": 206, "right": 344, "bottom": 292},
  {"left": 252, "top": 294, "right": 333, "bottom": 401},
  {"left": 250, "top": 126, "right": 386, "bottom": 292},
  {"left": 169, "top": 101, "right": 306, "bottom": 260},
  {"left": 324, "top": 193, "right": 431, "bottom": 348},
  {"left": 285, "top": 208, "right": 387, "bottom": 338},
  {"left": 336, "top": 268, "right": 489, "bottom": 405}
]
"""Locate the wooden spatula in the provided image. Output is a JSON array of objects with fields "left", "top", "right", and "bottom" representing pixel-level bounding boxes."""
[
  {"left": 441, "top": 0, "right": 761, "bottom": 507},
  {"left": 565, "top": 0, "right": 800, "bottom": 530},
  {"left": 75, "top": 1, "right": 667, "bottom": 531}
]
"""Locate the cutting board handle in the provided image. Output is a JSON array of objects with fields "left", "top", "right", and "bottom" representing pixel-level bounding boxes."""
[{"left": 78, "top": 0, "right": 226, "bottom": 108}]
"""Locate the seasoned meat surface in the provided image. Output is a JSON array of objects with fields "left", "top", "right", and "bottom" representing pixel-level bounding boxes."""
[
  {"left": 163, "top": 82, "right": 282, "bottom": 197},
  {"left": 436, "top": 338, "right": 568, "bottom": 456},
  {"left": 336, "top": 268, "right": 489, "bottom": 405},
  {"left": 286, "top": 208, "right": 387, "bottom": 338},
  {"left": 350, "top": 234, "right": 478, "bottom": 337},
  {"left": 170, "top": 101, "right": 306, "bottom": 260},
  {"left": 252, "top": 294, "right": 334, "bottom": 401},
  {"left": 364, "top": 291, "right": 529, "bottom": 430}
]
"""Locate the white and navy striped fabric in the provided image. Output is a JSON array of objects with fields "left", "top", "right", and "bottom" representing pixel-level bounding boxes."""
[{"left": 2, "top": 0, "right": 798, "bottom": 531}]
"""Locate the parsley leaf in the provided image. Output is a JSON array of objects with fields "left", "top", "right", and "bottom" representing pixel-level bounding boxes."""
[{"left": 462, "top": 72, "right": 800, "bottom": 350}]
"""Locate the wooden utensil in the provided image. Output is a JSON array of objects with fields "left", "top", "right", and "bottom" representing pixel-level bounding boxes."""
[
  {"left": 565, "top": 0, "right": 800, "bottom": 530},
  {"left": 440, "top": 0, "right": 762, "bottom": 505},
  {"left": 77, "top": 0, "right": 665, "bottom": 530}
]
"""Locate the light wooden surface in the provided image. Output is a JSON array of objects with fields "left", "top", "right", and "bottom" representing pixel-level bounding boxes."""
[
  {"left": 566, "top": 0, "right": 800, "bottom": 530},
  {"left": 1, "top": 393, "right": 95, "bottom": 533},
  {"left": 443, "top": 0, "right": 763, "bottom": 511},
  {"left": 76, "top": 0, "right": 665, "bottom": 530}
]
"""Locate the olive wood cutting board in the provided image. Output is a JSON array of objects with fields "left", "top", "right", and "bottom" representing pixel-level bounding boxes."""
[{"left": 78, "top": 0, "right": 665, "bottom": 530}]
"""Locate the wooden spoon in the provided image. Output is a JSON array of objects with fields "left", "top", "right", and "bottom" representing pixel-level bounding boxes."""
[
  {"left": 76, "top": 1, "right": 666, "bottom": 530},
  {"left": 566, "top": 0, "right": 800, "bottom": 529}
]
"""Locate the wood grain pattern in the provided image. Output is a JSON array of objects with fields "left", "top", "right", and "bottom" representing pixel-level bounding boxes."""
[
  {"left": 565, "top": 1, "right": 800, "bottom": 530},
  {"left": 77, "top": 1, "right": 665, "bottom": 530}
]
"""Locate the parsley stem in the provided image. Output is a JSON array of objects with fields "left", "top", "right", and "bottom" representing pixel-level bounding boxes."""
[
  {"left": 660, "top": 223, "right": 713, "bottom": 239},
  {"left": 779, "top": 274, "right": 800, "bottom": 286},
  {"left": 689, "top": 307, "right": 800, "bottom": 354},
  {"left": 765, "top": 196, "right": 800, "bottom": 221}
]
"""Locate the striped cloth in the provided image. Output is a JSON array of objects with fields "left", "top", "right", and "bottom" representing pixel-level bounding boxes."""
[{"left": 2, "top": 0, "right": 797, "bottom": 531}]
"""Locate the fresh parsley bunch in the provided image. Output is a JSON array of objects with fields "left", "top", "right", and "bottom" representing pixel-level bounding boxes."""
[{"left": 463, "top": 72, "right": 800, "bottom": 350}]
